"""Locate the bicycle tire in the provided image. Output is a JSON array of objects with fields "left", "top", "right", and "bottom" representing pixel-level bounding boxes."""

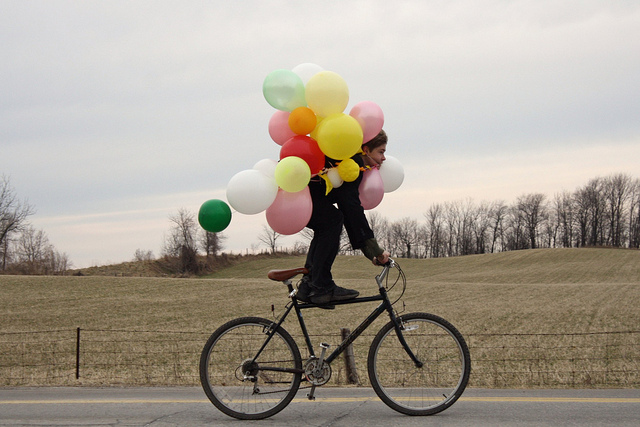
[
  {"left": 368, "top": 312, "right": 470, "bottom": 416},
  {"left": 199, "top": 316, "right": 302, "bottom": 420}
]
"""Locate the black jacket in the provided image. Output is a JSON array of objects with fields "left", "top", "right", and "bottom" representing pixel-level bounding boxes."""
[{"left": 308, "top": 154, "right": 375, "bottom": 250}]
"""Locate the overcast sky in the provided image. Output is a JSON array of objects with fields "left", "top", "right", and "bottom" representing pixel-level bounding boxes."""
[{"left": 2, "top": 1, "right": 639, "bottom": 268}]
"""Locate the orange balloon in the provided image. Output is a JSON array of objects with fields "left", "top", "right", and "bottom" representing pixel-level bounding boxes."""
[{"left": 288, "top": 107, "right": 317, "bottom": 135}]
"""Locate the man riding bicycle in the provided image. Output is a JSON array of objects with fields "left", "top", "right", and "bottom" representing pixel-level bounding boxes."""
[{"left": 297, "top": 129, "right": 391, "bottom": 305}]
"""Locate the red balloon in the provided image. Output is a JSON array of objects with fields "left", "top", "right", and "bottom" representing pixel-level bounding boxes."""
[{"left": 279, "top": 135, "right": 325, "bottom": 175}]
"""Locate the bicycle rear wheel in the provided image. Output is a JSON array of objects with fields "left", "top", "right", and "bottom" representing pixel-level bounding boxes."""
[
  {"left": 368, "top": 312, "right": 470, "bottom": 416},
  {"left": 199, "top": 317, "right": 302, "bottom": 420}
]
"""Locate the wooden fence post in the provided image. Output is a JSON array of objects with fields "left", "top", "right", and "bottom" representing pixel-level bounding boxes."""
[
  {"left": 75, "top": 327, "right": 81, "bottom": 379},
  {"left": 341, "top": 328, "right": 360, "bottom": 385}
]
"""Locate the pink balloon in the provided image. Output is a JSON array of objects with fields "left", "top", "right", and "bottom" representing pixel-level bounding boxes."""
[
  {"left": 349, "top": 101, "right": 384, "bottom": 143},
  {"left": 359, "top": 168, "right": 384, "bottom": 210},
  {"left": 268, "top": 110, "right": 296, "bottom": 145},
  {"left": 266, "top": 187, "right": 312, "bottom": 235}
]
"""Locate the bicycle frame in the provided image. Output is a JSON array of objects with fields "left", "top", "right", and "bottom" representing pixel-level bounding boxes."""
[{"left": 252, "top": 262, "right": 422, "bottom": 374}]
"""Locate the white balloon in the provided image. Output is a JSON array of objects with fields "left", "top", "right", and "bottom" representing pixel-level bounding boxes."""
[
  {"left": 226, "top": 169, "right": 278, "bottom": 215},
  {"left": 292, "top": 63, "right": 324, "bottom": 85},
  {"left": 253, "top": 158, "right": 278, "bottom": 178},
  {"left": 379, "top": 155, "right": 404, "bottom": 193},
  {"left": 326, "top": 167, "right": 344, "bottom": 189}
]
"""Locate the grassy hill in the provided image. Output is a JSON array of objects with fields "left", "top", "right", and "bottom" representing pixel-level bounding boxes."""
[
  {"left": 2, "top": 248, "right": 638, "bottom": 334},
  {"left": 209, "top": 247, "right": 639, "bottom": 284}
]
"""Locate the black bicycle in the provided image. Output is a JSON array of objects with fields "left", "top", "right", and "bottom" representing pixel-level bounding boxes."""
[{"left": 199, "top": 259, "right": 470, "bottom": 420}]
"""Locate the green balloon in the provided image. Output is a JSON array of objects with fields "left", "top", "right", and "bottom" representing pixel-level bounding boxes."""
[
  {"left": 263, "top": 69, "right": 306, "bottom": 112},
  {"left": 198, "top": 199, "right": 232, "bottom": 233}
]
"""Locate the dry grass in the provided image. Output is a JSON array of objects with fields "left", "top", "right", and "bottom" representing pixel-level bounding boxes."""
[{"left": 1, "top": 248, "right": 639, "bottom": 387}]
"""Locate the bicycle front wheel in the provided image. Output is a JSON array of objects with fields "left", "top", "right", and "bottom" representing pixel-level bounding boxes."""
[
  {"left": 368, "top": 312, "right": 470, "bottom": 416},
  {"left": 199, "top": 317, "right": 302, "bottom": 420}
]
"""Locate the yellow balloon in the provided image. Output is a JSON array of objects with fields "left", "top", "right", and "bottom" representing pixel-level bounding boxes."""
[
  {"left": 274, "top": 156, "right": 311, "bottom": 193},
  {"left": 337, "top": 158, "right": 360, "bottom": 182},
  {"left": 316, "top": 113, "right": 363, "bottom": 160},
  {"left": 305, "top": 71, "right": 349, "bottom": 117},
  {"left": 310, "top": 116, "right": 324, "bottom": 140}
]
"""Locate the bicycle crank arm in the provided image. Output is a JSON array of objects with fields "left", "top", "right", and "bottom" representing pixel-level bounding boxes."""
[{"left": 307, "top": 342, "right": 330, "bottom": 400}]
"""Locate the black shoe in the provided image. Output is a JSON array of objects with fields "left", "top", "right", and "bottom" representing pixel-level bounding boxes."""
[
  {"left": 296, "top": 277, "right": 335, "bottom": 309},
  {"left": 309, "top": 285, "right": 359, "bottom": 304},
  {"left": 296, "top": 276, "right": 312, "bottom": 303}
]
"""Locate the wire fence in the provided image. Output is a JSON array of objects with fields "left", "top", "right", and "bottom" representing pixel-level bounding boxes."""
[{"left": 1, "top": 328, "right": 638, "bottom": 388}]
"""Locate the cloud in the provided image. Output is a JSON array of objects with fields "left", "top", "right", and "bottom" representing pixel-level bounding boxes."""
[{"left": 2, "top": 0, "right": 640, "bottom": 267}]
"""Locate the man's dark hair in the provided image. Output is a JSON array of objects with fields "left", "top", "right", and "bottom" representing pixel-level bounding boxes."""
[{"left": 363, "top": 129, "right": 387, "bottom": 150}]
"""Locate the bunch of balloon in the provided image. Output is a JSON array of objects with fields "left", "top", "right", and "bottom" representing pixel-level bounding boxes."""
[
  {"left": 262, "top": 63, "right": 386, "bottom": 233},
  {"left": 198, "top": 62, "right": 404, "bottom": 237}
]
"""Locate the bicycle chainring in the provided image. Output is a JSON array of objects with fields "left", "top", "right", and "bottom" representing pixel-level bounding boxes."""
[{"left": 304, "top": 357, "right": 331, "bottom": 386}]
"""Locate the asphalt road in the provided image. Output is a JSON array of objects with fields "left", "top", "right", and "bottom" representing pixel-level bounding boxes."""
[{"left": 1, "top": 387, "right": 638, "bottom": 426}]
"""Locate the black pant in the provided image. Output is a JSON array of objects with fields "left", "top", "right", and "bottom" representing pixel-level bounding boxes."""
[{"left": 305, "top": 185, "right": 343, "bottom": 291}]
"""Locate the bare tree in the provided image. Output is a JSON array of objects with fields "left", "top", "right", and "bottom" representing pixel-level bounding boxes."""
[
  {"left": 489, "top": 201, "right": 508, "bottom": 253},
  {"left": 133, "top": 249, "right": 155, "bottom": 262},
  {"left": 442, "top": 199, "right": 477, "bottom": 256},
  {"left": 629, "top": 178, "right": 640, "bottom": 248},
  {"left": 163, "top": 208, "right": 199, "bottom": 273},
  {"left": 258, "top": 225, "right": 281, "bottom": 254},
  {"left": 16, "top": 225, "right": 49, "bottom": 265},
  {"left": 1, "top": 176, "right": 35, "bottom": 270},
  {"left": 391, "top": 217, "right": 419, "bottom": 258},
  {"left": 46, "top": 249, "right": 72, "bottom": 275},
  {"left": 13, "top": 225, "right": 50, "bottom": 274},
  {"left": 200, "top": 231, "right": 226, "bottom": 258},
  {"left": 424, "top": 203, "right": 446, "bottom": 258},
  {"left": 10, "top": 225, "right": 71, "bottom": 274},
  {"left": 516, "top": 193, "right": 547, "bottom": 249},
  {"left": 338, "top": 229, "right": 357, "bottom": 255},
  {"left": 367, "top": 211, "right": 390, "bottom": 248},
  {"left": 298, "top": 227, "right": 314, "bottom": 243},
  {"left": 603, "top": 173, "right": 632, "bottom": 247},
  {"left": 553, "top": 191, "right": 575, "bottom": 248},
  {"left": 473, "top": 201, "right": 493, "bottom": 254}
]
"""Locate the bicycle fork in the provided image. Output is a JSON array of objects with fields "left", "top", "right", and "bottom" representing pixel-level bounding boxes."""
[{"left": 390, "top": 312, "right": 424, "bottom": 368}]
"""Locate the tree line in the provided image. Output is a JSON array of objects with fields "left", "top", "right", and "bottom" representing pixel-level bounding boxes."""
[
  {"left": 165, "top": 172, "right": 639, "bottom": 271},
  {"left": 0, "top": 176, "right": 71, "bottom": 274},
  {"left": 3, "top": 172, "right": 638, "bottom": 276},
  {"left": 354, "top": 172, "right": 640, "bottom": 258}
]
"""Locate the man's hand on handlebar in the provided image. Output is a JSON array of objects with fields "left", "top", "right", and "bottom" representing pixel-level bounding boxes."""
[{"left": 373, "top": 251, "right": 391, "bottom": 266}]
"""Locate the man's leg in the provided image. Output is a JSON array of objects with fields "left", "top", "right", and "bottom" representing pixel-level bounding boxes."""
[
  {"left": 303, "top": 201, "right": 358, "bottom": 303},
  {"left": 305, "top": 201, "right": 342, "bottom": 291}
]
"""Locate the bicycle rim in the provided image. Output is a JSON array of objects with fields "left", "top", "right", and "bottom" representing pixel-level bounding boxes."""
[
  {"left": 368, "top": 312, "right": 470, "bottom": 416},
  {"left": 200, "top": 317, "right": 302, "bottom": 420}
]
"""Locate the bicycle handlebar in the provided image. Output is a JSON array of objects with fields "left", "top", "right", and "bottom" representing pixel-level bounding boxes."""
[
  {"left": 380, "top": 258, "right": 396, "bottom": 268},
  {"left": 374, "top": 256, "right": 395, "bottom": 267}
]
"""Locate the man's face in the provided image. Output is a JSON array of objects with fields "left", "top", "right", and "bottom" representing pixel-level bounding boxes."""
[{"left": 364, "top": 143, "right": 387, "bottom": 167}]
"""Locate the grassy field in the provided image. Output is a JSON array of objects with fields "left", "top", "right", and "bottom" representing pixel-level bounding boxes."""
[{"left": 1, "top": 247, "right": 639, "bottom": 387}]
